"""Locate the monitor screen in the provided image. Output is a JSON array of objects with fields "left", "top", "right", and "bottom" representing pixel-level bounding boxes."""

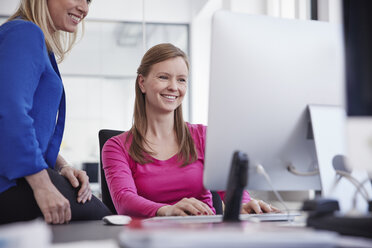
[
  {"left": 344, "top": 0, "right": 372, "bottom": 176},
  {"left": 203, "top": 11, "right": 344, "bottom": 191},
  {"left": 344, "top": 0, "right": 372, "bottom": 116}
]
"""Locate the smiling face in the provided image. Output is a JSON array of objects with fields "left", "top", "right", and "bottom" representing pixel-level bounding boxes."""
[
  {"left": 47, "top": 0, "right": 89, "bottom": 32},
  {"left": 138, "top": 56, "right": 188, "bottom": 115}
]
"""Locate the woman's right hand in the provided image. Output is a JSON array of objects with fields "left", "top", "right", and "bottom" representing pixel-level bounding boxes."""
[
  {"left": 25, "top": 169, "right": 71, "bottom": 224},
  {"left": 156, "top": 197, "right": 214, "bottom": 216}
]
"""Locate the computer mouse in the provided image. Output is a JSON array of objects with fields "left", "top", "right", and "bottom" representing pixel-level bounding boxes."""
[{"left": 102, "top": 215, "right": 132, "bottom": 225}]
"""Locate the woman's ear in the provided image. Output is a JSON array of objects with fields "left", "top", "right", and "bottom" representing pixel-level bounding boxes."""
[{"left": 138, "top": 74, "right": 146, "bottom": 93}]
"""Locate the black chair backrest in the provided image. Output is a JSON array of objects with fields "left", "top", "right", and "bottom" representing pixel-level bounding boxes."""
[
  {"left": 98, "top": 129, "right": 124, "bottom": 214},
  {"left": 98, "top": 129, "right": 223, "bottom": 215}
]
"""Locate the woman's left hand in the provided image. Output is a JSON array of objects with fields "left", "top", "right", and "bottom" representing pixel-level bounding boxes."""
[
  {"left": 241, "top": 198, "right": 280, "bottom": 214},
  {"left": 59, "top": 166, "right": 92, "bottom": 204}
]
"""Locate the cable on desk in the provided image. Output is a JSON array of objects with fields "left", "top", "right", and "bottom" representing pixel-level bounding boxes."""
[
  {"left": 334, "top": 170, "right": 369, "bottom": 201},
  {"left": 287, "top": 164, "right": 319, "bottom": 176},
  {"left": 287, "top": 164, "right": 371, "bottom": 212},
  {"left": 351, "top": 177, "right": 372, "bottom": 212}
]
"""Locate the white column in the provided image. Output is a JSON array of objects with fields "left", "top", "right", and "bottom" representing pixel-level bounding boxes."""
[
  {"left": 328, "top": 0, "right": 343, "bottom": 24},
  {"left": 267, "top": 0, "right": 281, "bottom": 17},
  {"left": 295, "top": 0, "right": 311, "bottom": 20},
  {"left": 190, "top": 0, "right": 223, "bottom": 124},
  {"left": 318, "top": 0, "right": 342, "bottom": 24},
  {"left": 318, "top": 0, "right": 330, "bottom": 21},
  {"left": 281, "top": 0, "right": 296, "bottom": 19},
  {"left": 230, "top": 0, "right": 267, "bottom": 15}
]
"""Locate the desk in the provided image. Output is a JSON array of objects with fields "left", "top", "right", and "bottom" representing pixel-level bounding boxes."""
[
  {"left": 51, "top": 220, "right": 123, "bottom": 244},
  {"left": 49, "top": 219, "right": 372, "bottom": 248},
  {"left": 3, "top": 218, "right": 370, "bottom": 248}
]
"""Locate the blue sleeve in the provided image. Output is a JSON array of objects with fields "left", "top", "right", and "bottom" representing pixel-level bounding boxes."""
[{"left": 0, "top": 21, "right": 49, "bottom": 180}]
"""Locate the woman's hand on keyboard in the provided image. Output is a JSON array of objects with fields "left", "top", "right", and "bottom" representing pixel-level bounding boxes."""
[
  {"left": 156, "top": 197, "right": 215, "bottom": 216},
  {"left": 241, "top": 198, "right": 281, "bottom": 214}
]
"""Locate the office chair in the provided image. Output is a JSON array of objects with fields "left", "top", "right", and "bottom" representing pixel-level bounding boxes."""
[
  {"left": 98, "top": 129, "right": 223, "bottom": 215},
  {"left": 99, "top": 129, "right": 123, "bottom": 214}
]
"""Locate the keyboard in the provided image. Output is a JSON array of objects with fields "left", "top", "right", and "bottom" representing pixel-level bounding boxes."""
[{"left": 144, "top": 212, "right": 301, "bottom": 224}]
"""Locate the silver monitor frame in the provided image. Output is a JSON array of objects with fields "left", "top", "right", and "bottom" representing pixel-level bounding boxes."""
[{"left": 203, "top": 11, "right": 344, "bottom": 191}]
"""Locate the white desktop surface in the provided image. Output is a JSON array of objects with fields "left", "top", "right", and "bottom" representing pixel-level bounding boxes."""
[
  {"left": 119, "top": 220, "right": 372, "bottom": 248},
  {"left": 2, "top": 218, "right": 372, "bottom": 248},
  {"left": 52, "top": 240, "right": 118, "bottom": 248}
]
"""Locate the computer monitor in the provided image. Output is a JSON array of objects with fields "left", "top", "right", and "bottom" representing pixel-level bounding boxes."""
[{"left": 203, "top": 11, "right": 345, "bottom": 192}]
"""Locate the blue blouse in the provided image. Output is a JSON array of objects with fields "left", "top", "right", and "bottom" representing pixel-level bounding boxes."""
[{"left": 0, "top": 20, "right": 65, "bottom": 193}]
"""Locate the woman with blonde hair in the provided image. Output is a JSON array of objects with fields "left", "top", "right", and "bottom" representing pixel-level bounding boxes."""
[
  {"left": 102, "top": 43, "right": 278, "bottom": 217},
  {"left": 0, "top": 0, "right": 110, "bottom": 224}
]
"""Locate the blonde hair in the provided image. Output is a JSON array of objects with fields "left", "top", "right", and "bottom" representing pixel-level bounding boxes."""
[
  {"left": 128, "top": 43, "right": 197, "bottom": 166},
  {"left": 8, "top": 0, "right": 82, "bottom": 62}
]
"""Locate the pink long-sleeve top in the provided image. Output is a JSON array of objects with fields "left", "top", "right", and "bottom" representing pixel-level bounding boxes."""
[{"left": 102, "top": 123, "right": 250, "bottom": 218}]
